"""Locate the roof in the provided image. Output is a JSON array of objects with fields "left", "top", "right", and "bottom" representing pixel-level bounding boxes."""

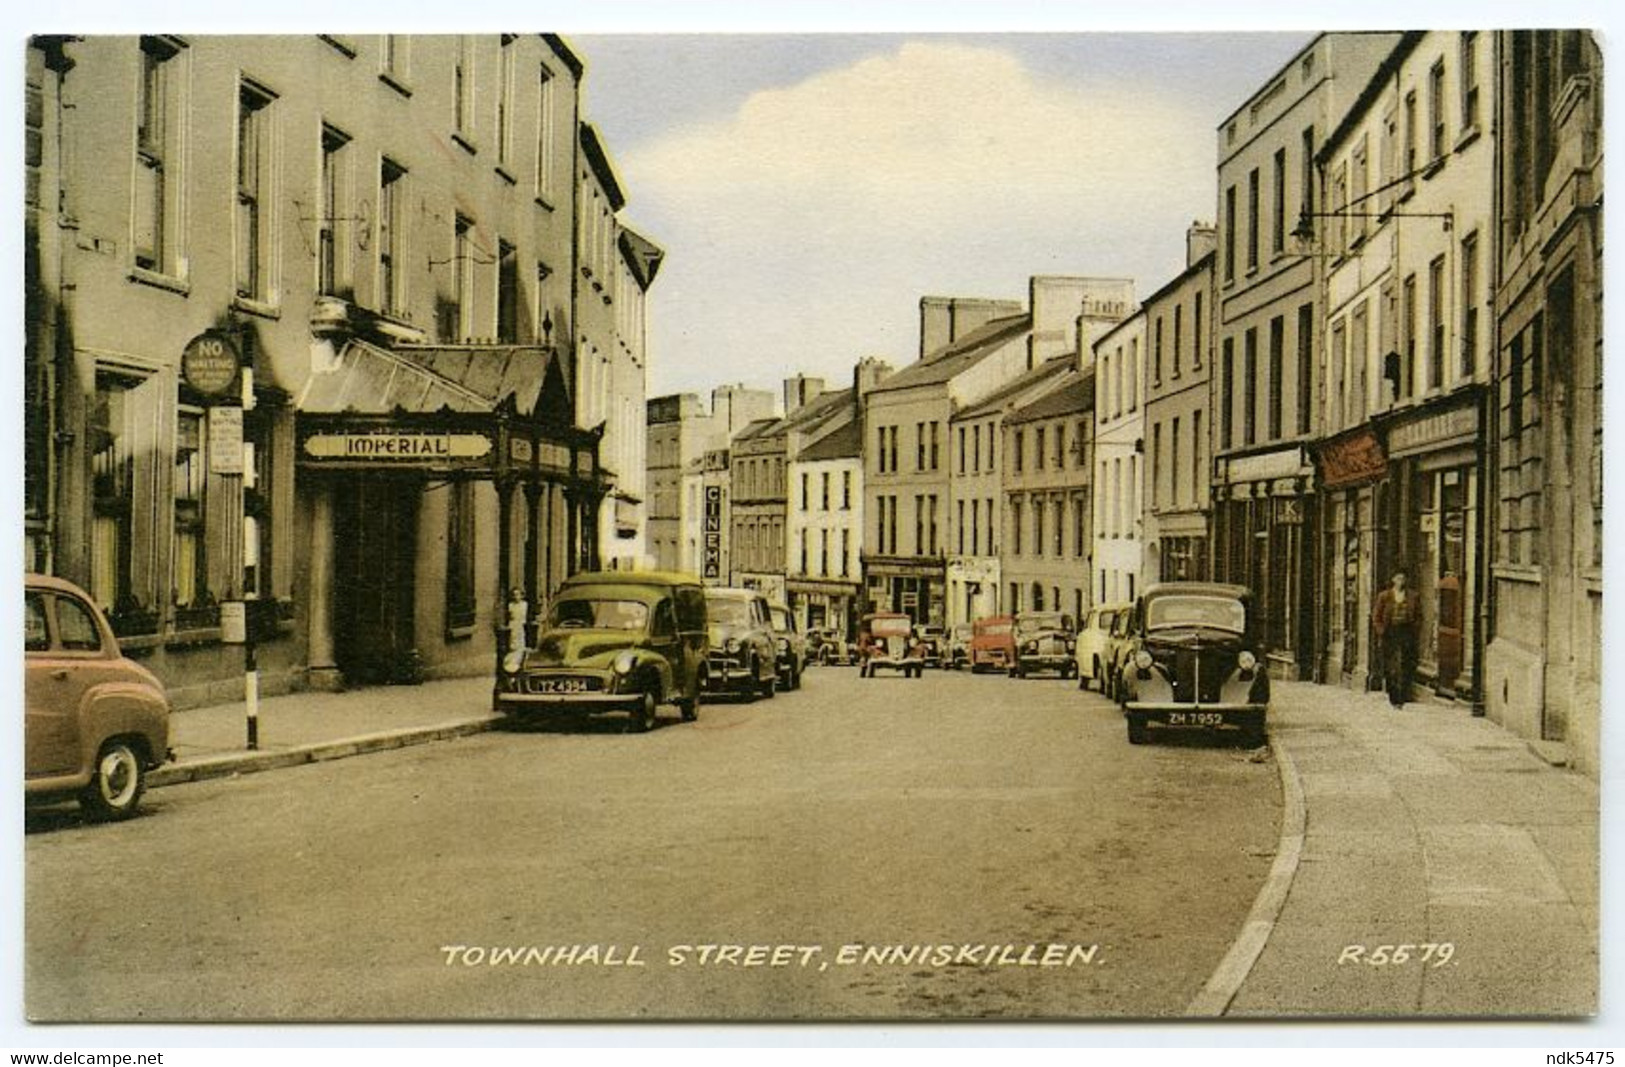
[
  {"left": 795, "top": 418, "right": 862, "bottom": 462},
  {"left": 1141, "top": 250, "right": 1215, "bottom": 311},
  {"left": 1006, "top": 369, "right": 1093, "bottom": 425},
  {"left": 297, "top": 339, "right": 568, "bottom": 419},
  {"left": 783, "top": 387, "right": 853, "bottom": 434},
  {"left": 559, "top": 570, "right": 704, "bottom": 592},
  {"left": 953, "top": 355, "right": 1072, "bottom": 421},
  {"left": 579, "top": 123, "right": 627, "bottom": 211},
  {"left": 1143, "top": 581, "right": 1252, "bottom": 601},
  {"left": 867, "top": 313, "right": 1031, "bottom": 395},
  {"left": 732, "top": 416, "right": 784, "bottom": 441},
  {"left": 617, "top": 227, "right": 665, "bottom": 289},
  {"left": 1318, "top": 32, "right": 1425, "bottom": 164}
]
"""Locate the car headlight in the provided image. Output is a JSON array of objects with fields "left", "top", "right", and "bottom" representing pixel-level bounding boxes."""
[
  {"left": 725, "top": 637, "right": 740, "bottom": 654},
  {"left": 777, "top": 638, "right": 789, "bottom": 652},
  {"left": 613, "top": 651, "right": 636, "bottom": 675},
  {"left": 1134, "top": 650, "right": 1153, "bottom": 670},
  {"left": 1238, "top": 650, "right": 1257, "bottom": 672}
]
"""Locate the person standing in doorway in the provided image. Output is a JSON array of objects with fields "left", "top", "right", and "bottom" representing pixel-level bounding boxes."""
[{"left": 1372, "top": 571, "right": 1419, "bottom": 708}]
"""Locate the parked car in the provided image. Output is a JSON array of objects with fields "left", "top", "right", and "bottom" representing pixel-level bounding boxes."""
[
  {"left": 25, "top": 573, "right": 172, "bottom": 820},
  {"left": 1116, "top": 582, "right": 1270, "bottom": 746},
  {"left": 494, "top": 571, "right": 708, "bottom": 731},
  {"left": 812, "top": 628, "right": 856, "bottom": 666},
  {"left": 915, "top": 625, "right": 946, "bottom": 668},
  {"left": 767, "top": 603, "right": 808, "bottom": 691},
  {"left": 945, "top": 624, "right": 974, "bottom": 670},
  {"left": 1011, "top": 611, "right": 1077, "bottom": 679},
  {"left": 1074, "top": 602, "right": 1131, "bottom": 692},
  {"left": 702, "top": 587, "right": 780, "bottom": 700},
  {"left": 858, "top": 613, "right": 923, "bottom": 678},
  {"left": 1101, "top": 605, "right": 1137, "bottom": 703},
  {"left": 968, "top": 615, "right": 1016, "bottom": 673}
]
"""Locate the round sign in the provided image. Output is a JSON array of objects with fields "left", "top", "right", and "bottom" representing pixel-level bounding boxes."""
[{"left": 181, "top": 331, "right": 241, "bottom": 399}]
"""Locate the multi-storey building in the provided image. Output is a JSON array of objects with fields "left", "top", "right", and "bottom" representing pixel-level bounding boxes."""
[
  {"left": 575, "top": 125, "right": 662, "bottom": 570},
  {"left": 1092, "top": 312, "right": 1146, "bottom": 605},
  {"left": 23, "top": 34, "right": 649, "bottom": 703},
  {"left": 784, "top": 360, "right": 889, "bottom": 637},
  {"left": 646, "top": 383, "right": 775, "bottom": 574},
  {"left": 728, "top": 416, "right": 786, "bottom": 601},
  {"left": 949, "top": 357, "right": 1074, "bottom": 625},
  {"left": 1001, "top": 368, "right": 1095, "bottom": 624},
  {"left": 1144, "top": 231, "right": 1217, "bottom": 586},
  {"left": 1211, "top": 31, "right": 1402, "bottom": 678},
  {"left": 1308, "top": 32, "right": 1495, "bottom": 699},
  {"left": 645, "top": 393, "right": 707, "bottom": 572},
  {"left": 863, "top": 298, "right": 1022, "bottom": 627},
  {"left": 1484, "top": 30, "right": 1602, "bottom": 775}
]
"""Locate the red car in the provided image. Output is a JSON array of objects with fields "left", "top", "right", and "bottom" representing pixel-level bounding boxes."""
[{"left": 968, "top": 615, "right": 1016, "bottom": 673}]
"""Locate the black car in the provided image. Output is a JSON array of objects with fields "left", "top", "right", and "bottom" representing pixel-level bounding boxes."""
[{"left": 1116, "top": 582, "right": 1269, "bottom": 746}]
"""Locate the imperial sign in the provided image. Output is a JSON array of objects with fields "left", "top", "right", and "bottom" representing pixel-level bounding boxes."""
[{"left": 302, "top": 432, "right": 493, "bottom": 461}]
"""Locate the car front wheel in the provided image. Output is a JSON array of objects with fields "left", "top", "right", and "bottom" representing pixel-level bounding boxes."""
[
  {"left": 1126, "top": 716, "right": 1148, "bottom": 745},
  {"left": 629, "top": 689, "right": 658, "bottom": 733},
  {"left": 81, "top": 739, "right": 146, "bottom": 821}
]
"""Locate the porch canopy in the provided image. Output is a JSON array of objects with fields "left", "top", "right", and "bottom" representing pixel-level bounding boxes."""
[{"left": 294, "top": 337, "right": 607, "bottom": 602}]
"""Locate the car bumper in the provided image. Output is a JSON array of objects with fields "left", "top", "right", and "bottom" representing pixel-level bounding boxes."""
[
  {"left": 865, "top": 657, "right": 921, "bottom": 671},
  {"left": 1124, "top": 701, "right": 1266, "bottom": 728},
  {"left": 495, "top": 690, "right": 641, "bottom": 715},
  {"left": 703, "top": 665, "right": 759, "bottom": 691},
  {"left": 1017, "top": 654, "right": 1072, "bottom": 671}
]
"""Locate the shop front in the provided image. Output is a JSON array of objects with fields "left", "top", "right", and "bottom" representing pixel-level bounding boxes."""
[
  {"left": 1380, "top": 393, "right": 1485, "bottom": 702},
  {"left": 787, "top": 577, "right": 861, "bottom": 641},
  {"left": 1212, "top": 447, "right": 1317, "bottom": 679},
  {"left": 862, "top": 557, "right": 945, "bottom": 628},
  {"left": 1311, "top": 425, "right": 1389, "bottom": 689},
  {"left": 296, "top": 339, "right": 605, "bottom": 688}
]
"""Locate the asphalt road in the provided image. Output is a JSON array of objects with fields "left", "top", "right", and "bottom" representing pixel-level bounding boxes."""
[{"left": 25, "top": 665, "right": 1282, "bottom": 1021}]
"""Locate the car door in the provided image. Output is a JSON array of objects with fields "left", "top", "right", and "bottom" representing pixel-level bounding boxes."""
[
  {"left": 752, "top": 596, "right": 774, "bottom": 680},
  {"left": 25, "top": 591, "right": 92, "bottom": 780}
]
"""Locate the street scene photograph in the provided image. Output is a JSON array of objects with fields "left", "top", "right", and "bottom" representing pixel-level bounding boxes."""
[{"left": 14, "top": 17, "right": 1605, "bottom": 1044}]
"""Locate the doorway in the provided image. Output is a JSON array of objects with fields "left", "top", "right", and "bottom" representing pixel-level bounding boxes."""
[{"left": 333, "top": 477, "right": 420, "bottom": 685}]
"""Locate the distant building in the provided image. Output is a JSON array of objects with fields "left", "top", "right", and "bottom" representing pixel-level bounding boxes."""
[
  {"left": 1000, "top": 367, "right": 1095, "bottom": 624},
  {"left": 1092, "top": 312, "right": 1146, "bottom": 606},
  {"left": 1143, "top": 228, "right": 1216, "bottom": 586}
]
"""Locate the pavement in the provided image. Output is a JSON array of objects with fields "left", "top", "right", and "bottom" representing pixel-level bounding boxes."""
[{"left": 148, "top": 670, "right": 1599, "bottom": 1019}]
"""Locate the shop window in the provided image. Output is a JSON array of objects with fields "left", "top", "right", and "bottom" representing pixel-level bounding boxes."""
[
  {"left": 91, "top": 370, "right": 164, "bottom": 633},
  {"left": 446, "top": 482, "right": 476, "bottom": 633},
  {"left": 172, "top": 408, "right": 209, "bottom": 614}
]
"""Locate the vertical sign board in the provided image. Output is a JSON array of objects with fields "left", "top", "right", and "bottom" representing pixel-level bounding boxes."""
[
  {"left": 702, "top": 486, "right": 722, "bottom": 579},
  {"left": 209, "top": 406, "right": 244, "bottom": 475}
]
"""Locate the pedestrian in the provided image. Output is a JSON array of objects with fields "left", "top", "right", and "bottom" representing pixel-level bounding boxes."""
[{"left": 1372, "top": 571, "right": 1419, "bottom": 708}]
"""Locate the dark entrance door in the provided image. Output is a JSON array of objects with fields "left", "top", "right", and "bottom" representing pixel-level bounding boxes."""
[{"left": 333, "top": 477, "right": 420, "bottom": 684}]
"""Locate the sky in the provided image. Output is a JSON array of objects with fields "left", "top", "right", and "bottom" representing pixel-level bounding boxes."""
[{"left": 571, "top": 32, "right": 1314, "bottom": 404}]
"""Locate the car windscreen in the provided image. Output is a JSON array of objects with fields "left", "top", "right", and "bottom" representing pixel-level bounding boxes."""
[
  {"left": 769, "top": 607, "right": 791, "bottom": 631},
  {"left": 868, "top": 617, "right": 911, "bottom": 637},
  {"left": 976, "top": 622, "right": 1012, "bottom": 636},
  {"left": 1145, "top": 595, "right": 1245, "bottom": 633},
  {"left": 706, "top": 598, "right": 753, "bottom": 626},
  {"left": 549, "top": 598, "right": 649, "bottom": 631},
  {"left": 1016, "top": 614, "right": 1066, "bottom": 634}
]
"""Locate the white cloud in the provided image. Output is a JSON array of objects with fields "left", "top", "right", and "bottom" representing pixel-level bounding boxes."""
[{"left": 620, "top": 40, "right": 1221, "bottom": 396}]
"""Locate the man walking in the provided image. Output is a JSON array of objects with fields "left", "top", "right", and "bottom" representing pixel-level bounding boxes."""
[{"left": 1372, "top": 571, "right": 1419, "bottom": 708}]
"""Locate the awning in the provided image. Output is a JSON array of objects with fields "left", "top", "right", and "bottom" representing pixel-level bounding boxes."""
[{"left": 297, "top": 339, "right": 566, "bottom": 417}]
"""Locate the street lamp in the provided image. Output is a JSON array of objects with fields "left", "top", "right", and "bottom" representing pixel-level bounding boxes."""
[{"left": 1290, "top": 206, "right": 1454, "bottom": 257}]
